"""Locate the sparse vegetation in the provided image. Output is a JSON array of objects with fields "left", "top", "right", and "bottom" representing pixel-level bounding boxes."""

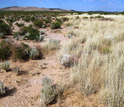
[{"left": 1, "top": 10, "right": 124, "bottom": 107}]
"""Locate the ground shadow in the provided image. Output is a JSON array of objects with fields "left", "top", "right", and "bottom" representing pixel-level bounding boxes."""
[{"left": 0, "top": 87, "right": 17, "bottom": 98}]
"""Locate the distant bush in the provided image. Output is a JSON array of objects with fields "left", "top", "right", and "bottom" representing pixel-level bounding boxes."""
[
  {"left": 31, "top": 16, "right": 35, "bottom": 22},
  {"left": 13, "top": 32, "right": 19, "bottom": 38},
  {"left": 76, "top": 16, "right": 80, "bottom": 19},
  {"left": 15, "top": 22, "right": 24, "bottom": 27},
  {"left": 83, "top": 17, "right": 88, "bottom": 19},
  {"left": 34, "top": 20, "right": 43, "bottom": 28},
  {"left": 51, "top": 21, "right": 61, "bottom": 29},
  {"left": 95, "top": 15, "right": 104, "bottom": 18},
  {"left": 24, "top": 17, "right": 30, "bottom": 22},
  {"left": 62, "top": 17, "right": 69, "bottom": 21},
  {"left": 19, "top": 26, "right": 28, "bottom": 35},
  {"left": 66, "top": 23, "right": 72, "bottom": 27}
]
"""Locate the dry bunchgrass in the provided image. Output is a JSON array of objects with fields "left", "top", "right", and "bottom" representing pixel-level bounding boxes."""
[{"left": 58, "top": 16, "right": 124, "bottom": 107}]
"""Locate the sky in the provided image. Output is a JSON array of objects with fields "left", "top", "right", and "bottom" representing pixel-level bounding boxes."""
[{"left": 0, "top": 0, "right": 124, "bottom": 12}]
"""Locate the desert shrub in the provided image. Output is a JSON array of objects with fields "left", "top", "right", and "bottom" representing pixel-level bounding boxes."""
[
  {"left": 12, "top": 43, "right": 30, "bottom": 61},
  {"left": 90, "top": 16, "right": 94, "bottom": 19},
  {"left": 95, "top": 15, "right": 104, "bottom": 18},
  {"left": 37, "top": 35, "right": 44, "bottom": 42},
  {"left": 62, "top": 17, "right": 69, "bottom": 21},
  {"left": 13, "top": 32, "right": 19, "bottom": 38},
  {"left": 51, "top": 21, "right": 61, "bottom": 29},
  {"left": 44, "top": 19, "right": 51, "bottom": 24},
  {"left": 19, "top": 26, "right": 28, "bottom": 35},
  {"left": 0, "top": 82, "right": 6, "bottom": 95},
  {"left": 48, "top": 39, "right": 60, "bottom": 50},
  {"left": 0, "top": 22, "right": 11, "bottom": 35},
  {"left": 27, "top": 27, "right": 39, "bottom": 40},
  {"left": 0, "top": 40, "right": 11, "bottom": 60},
  {"left": 15, "top": 22, "right": 24, "bottom": 27},
  {"left": 76, "top": 16, "right": 80, "bottom": 20},
  {"left": 103, "top": 48, "right": 110, "bottom": 54},
  {"left": 24, "top": 17, "right": 30, "bottom": 22},
  {"left": 29, "top": 46, "right": 39, "bottom": 59},
  {"left": 66, "top": 23, "right": 72, "bottom": 27},
  {"left": 0, "top": 19, "right": 4, "bottom": 23},
  {"left": 9, "top": 22, "right": 12, "bottom": 27},
  {"left": 0, "top": 33, "right": 5, "bottom": 38},
  {"left": 41, "top": 76, "right": 57, "bottom": 105},
  {"left": 11, "top": 67, "right": 20, "bottom": 76},
  {"left": 0, "top": 61, "right": 10, "bottom": 70},
  {"left": 34, "top": 20, "right": 43, "bottom": 28},
  {"left": 83, "top": 17, "right": 88, "bottom": 19},
  {"left": 31, "top": 16, "right": 35, "bottom": 22},
  {"left": 19, "top": 26, "right": 39, "bottom": 40}
]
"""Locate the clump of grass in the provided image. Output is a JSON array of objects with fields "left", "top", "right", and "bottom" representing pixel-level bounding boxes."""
[{"left": 43, "top": 39, "right": 60, "bottom": 51}]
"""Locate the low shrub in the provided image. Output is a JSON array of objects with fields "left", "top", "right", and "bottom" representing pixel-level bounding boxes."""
[
  {"left": 0, "top": 61, "right": 10, "bottom": 71},
  {"left": 29, "top": 46, "right": 39, "bottom": 59},
  {"left": 24, "top": 17, "right": 30, "bottom": 22},
  {"left": 34, "top": 20, "right": 43, "bottom": 28},
  {"left": 41, "top": 76, "right": 57, "bottom": 105},
  {"left": 13, "top": 32, "right": 19, "bottom": 38},
  {"left": 51, "top": 21, "right": 61, "bottom": 29},
  {"left": 11, "top": 43, "right": 30, "bottom": 61},
  {"left": 15, "top": 22, "right": 24, "bottom": 27}
]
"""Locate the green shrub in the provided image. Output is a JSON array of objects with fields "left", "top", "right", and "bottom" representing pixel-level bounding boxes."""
[
  {"left": 15, "top": 22, "right": 24, "bottom": 27},
  {"left": 83, "top": 17, "right": 88, "bottom": 19},
  {"left": 62, "top": 17, "right": 69, "bottom": 21},
  {"left": 0, "top": 22, "right": 11, "bottom": 35},
  {"left": 24, "top": 17, "right": 30, "bottom": 22},
  {"left": 13, "top": 32, "right": 19, "bottom": 38},
  {"left": 0, "top": 32, "right": 4, "bottom": 38},
  {"left": 31, "top": 16, "right": 35, "bottom": 22},
  {"left": 103, "top": 48, "right": 110, "bottom": 54},
  {"left": 13, "top": 43, "right": 30, "bottom": 60},
  {"left": 34, "top": 20, "right": 43, "bottom": 28},
  {"left": 51, "top": 21, "right": 61, "bottom": 29},
  {"left": 19, "top": 26, "right": 39, "bottom": 40},
  {"left": 66, "top": 23, "right": 72, "bottom": 27},
  {"left": 76, "top": 16, "right": 80, "bottom": 19},
  {"left": 0, "top": 40, "right": 11, "bottom": 60}
]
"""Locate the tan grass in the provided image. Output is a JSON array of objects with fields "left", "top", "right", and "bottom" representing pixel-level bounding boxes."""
[{"left": 58, "top": 16, "right": 124, "bottom": 107}]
